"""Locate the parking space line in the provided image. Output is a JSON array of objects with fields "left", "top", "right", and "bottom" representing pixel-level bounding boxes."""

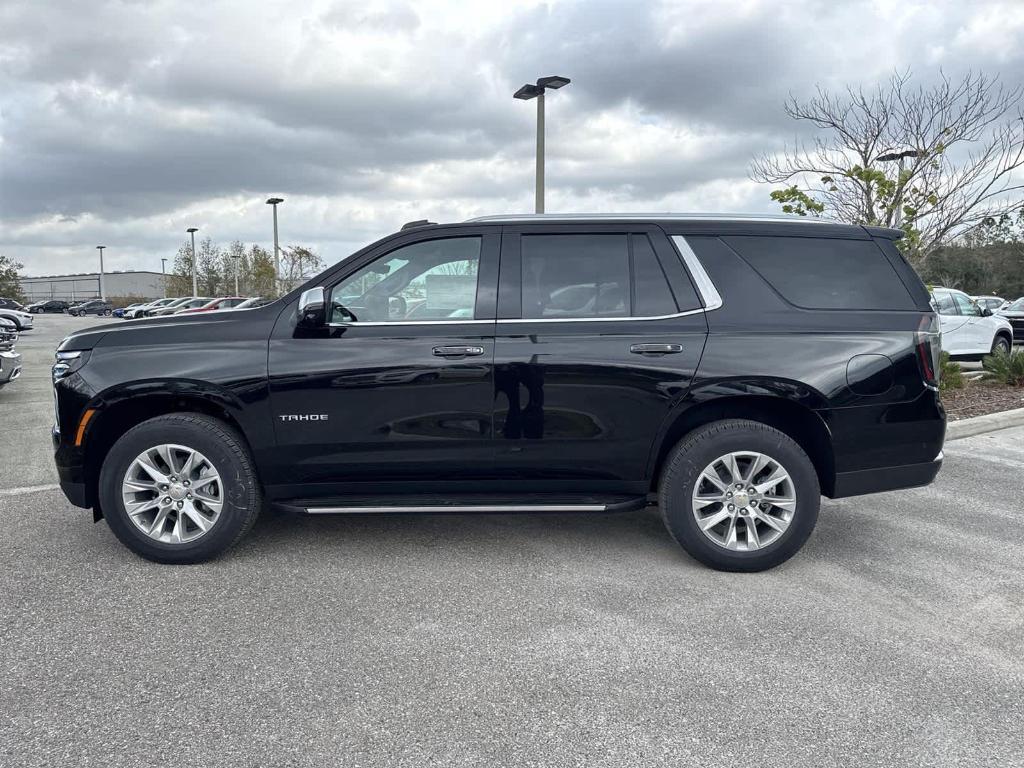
[{"left": 0, "top": 484, "right": 60, "bottom": 496}]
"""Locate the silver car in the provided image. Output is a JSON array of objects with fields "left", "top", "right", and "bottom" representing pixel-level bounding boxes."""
[{"left": 0, "top": 317, "right": 21, "bottom": 389}]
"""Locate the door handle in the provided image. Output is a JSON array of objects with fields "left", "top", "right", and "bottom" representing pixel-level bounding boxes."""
[
  {"left": 432, "top": 345, "right": 485, "bottom": 357},
  {"left": 630, "top": 343, "right": 683, "bottom": 355}
]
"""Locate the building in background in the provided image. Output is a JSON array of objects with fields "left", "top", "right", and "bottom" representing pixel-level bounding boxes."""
[{"left": 21, "top": 271, "right": 165, "bottom": 301}]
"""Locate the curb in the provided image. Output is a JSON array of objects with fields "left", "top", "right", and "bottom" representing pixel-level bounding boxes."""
[{"left": 945, "top": 406, "right": 1024, "bottom": 441}]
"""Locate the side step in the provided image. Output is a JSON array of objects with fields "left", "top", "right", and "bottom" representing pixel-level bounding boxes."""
[{"left": 279, "top": 494, "right": 648, "bottom": 516}]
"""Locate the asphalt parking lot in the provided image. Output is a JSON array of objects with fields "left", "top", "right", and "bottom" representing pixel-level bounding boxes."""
[{"left": 1, "top": 314, "right": 1022, "bottom": 767}]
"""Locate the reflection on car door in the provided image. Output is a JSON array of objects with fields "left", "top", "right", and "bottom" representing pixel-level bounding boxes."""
[
  {"left": 266, "top": 228, "right": 500, "bottom": 497},
  {"left": 491, "top": 225, "right": 708, "bottom": 493}
]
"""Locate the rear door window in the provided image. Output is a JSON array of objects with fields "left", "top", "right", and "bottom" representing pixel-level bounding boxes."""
[
  {"left": 631, "top": 234, "right": 679, "bottom": 317},
  {"left": 521, "top": 234, "right": 630, "bottom": 319},
  {"left": 723, "top": 236, "right": 916, "bottom": 310}
]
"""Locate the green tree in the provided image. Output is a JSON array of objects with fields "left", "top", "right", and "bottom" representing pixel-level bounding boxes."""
[
  {"left": 196, "top": 237, "right": 222, "bottom": 296},
  {"left": 751, "top": 71, "right": 1024, "bottom": 262},
  {"left": 0, "top": 255, "right": 24, "bottom": 301},
  {"left": 164, "top": 242, "right": 195, "bottom": 297},
  {"left": 245, "top": 245, "right": 276, "bottom": 296}
]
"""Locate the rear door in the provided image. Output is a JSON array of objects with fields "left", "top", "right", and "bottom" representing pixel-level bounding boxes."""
[
  {"left": 933, "top": 289, "right": 968, "bottom": 354},
  {"left": 491, "top": 224, "right": 708, "bottom": 492}
]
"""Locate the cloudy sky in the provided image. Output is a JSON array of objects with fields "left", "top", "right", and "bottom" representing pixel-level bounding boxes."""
[{"left": 2, "top": 0, "right": 1024, "bottom": 276}]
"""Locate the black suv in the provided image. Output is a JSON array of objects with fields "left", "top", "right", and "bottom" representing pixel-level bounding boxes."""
[
  {"left": 27, "top": 299, "right": 71, "bottom": 314},
  {"left": 52, "top": 214, "right": 945, "bottom": 570}
]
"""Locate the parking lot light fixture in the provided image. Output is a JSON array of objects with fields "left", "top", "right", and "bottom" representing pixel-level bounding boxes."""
[
  {"left": 186, "top": 228, "right": 199, "bottom": 296},
  {"left": 266, "top": 198, "right": 284, "bottom": 296},
  {"left": 95, "top": 246, "right": 106, "bottom": 301},
  {"left": 513, "top": 75, "right": 571, "bottom": 214}
]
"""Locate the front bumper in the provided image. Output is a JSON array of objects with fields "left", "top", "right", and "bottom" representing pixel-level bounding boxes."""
[
  {"left": 831, "top": 452, "right": 943, "bottom": 498},
  {"left": 0, "top": 350, "right": 22, "bottom": 385}
]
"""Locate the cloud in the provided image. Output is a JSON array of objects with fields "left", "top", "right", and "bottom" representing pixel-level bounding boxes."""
[{"left": 2, "top": 0, "right": 1023, "bottom": 274}]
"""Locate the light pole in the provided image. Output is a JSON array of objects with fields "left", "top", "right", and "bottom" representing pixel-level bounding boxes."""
[
  {"left": 160, "top": 257, "right": 168, "bottom": 297},
  {"left": 514, "top": 75, "right": 571, "bottom": 214},
  {"left": 232, "top": 252, "right": 240, "bottom": 295},
  {"left": 266, "top": 197, "right": 284, "bottom": 295},
  {"left": 186, "top": 227, "right": 199, "bottom": 296},
  {"left": 95, "top": 245, "right": 106, "bottom": 300}
]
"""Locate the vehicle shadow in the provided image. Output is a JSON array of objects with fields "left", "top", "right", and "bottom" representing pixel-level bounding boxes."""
[{"left": 235, "top": 503, "right": 688, "bottom": 566}]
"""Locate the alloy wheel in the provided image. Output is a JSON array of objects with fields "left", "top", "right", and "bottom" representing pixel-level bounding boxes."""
[
  {"left": 691, "top": 451, "right": 796, "bottom": 551},
  {"left": 121, "top": 443, "right": 224, "bottom": 544}
]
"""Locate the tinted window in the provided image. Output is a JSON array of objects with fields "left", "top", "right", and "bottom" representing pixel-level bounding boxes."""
[
  {"left": 723, "top": 236, "right": 915, "bottom": 310},
  {"left": 521, "top": 234, "right": 629, "bottom": 319},
  {"left": 331, "top": 237, "right": 481, "bottom": 323},
  {"left": 631, "top": 235, "right": 678, "bottom": 317}
]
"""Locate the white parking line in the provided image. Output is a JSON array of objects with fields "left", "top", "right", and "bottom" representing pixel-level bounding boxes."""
[{"left": 0, "top": 484, "right": 59, "bottom": 497}]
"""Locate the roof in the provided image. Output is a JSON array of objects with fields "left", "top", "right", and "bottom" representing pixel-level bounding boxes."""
[{"left": 464, "top": 212, "right": 836, "bottom": 225}]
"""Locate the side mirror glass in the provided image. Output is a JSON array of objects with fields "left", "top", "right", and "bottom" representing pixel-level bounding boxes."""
[{"left": 297, "top": 287, "right": 326, "bottom": 327}]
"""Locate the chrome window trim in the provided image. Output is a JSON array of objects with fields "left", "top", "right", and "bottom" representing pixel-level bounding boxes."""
[
  {"left": 497, "top": 307, "right": 705, "bottom": 324},
  {"left": 327, "top": 319, "right": 494, "bottom": 327},
  {"left": 671, "top": 235, "right": 723, "bottom": 312},
  {"left": 466, "top": 212, "right": 833, "bottom": 225},
  {"left": 326, "top": 308, "right": 708, "bottom": 328}
]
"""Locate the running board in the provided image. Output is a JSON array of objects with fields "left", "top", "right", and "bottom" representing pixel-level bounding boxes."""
[
  {"left": 306, "top": 503, "right": 610, "bottom": 514},
  {"left": 283, "top": 495, "right": 647, "bottom": 516}
]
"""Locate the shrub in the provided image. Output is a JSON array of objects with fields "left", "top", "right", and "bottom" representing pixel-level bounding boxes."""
[
  {"left": 939, "top": 352, "right": 964, "bottom": 391},
  {"left": 982, "top": 348, "right": 1024, "bottom": 387}
]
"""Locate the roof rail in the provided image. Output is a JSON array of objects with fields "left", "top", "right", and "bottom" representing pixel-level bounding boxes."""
[
  {"left": 464, "top": 212, "right": 836, "bottom": 225},
  {"left": 401, "top": 219, "right": 437, "bottom": 231}
]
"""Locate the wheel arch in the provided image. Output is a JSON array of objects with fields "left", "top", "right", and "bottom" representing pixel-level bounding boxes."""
[
  {"left": 647, "top": 394, "right": 836, "bottom": 497},
  {"left": 81, "top": 382, "right": 255, "bottom": 515}
]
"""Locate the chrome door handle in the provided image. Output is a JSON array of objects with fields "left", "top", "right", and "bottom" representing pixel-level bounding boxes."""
[
  {"left": 630, "top": 343, "right": 683, "bottom": 355},
  {"left": 432, "top": 345, "right": 485, "bottom": 357}
]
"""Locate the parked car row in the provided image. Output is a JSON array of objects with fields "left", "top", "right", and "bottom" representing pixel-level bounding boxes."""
[
  {"left": 0, "top": 316, "right": 22, "bottom": 390},
  {"left": 120, "top": 296, "right": 270, "bottom": 318}
]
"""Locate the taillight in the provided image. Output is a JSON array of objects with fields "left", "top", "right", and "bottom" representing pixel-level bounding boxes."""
[{"left": 915, "top": 314, "right": 941, "bottom": 389}]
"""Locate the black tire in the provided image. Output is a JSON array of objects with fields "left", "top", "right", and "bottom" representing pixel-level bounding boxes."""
[
  {"left": 992, "top": 335, "right": 1011, "bottom": 355},
  {"left": 658, "top": 419, "right": 820, "bottom": 572},
  {"left": 98, "top": 413, "right": 261, "bottom": 564}
]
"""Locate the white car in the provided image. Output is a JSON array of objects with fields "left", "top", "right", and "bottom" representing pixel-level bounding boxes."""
[
  {"left": 0, "top": 307, "right": 33, "bottom": 331},
  {"left": 973, "top": 294, "right": 1007, "bottom": 312},
  {"left": 931, "top": 287, "right": 1013, "bottom": 359}
]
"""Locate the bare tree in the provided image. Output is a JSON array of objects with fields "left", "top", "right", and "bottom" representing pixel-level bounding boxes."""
[
  {"left": 751, "top": 71, "right": 1024, "bottom": 261},
  {"left": 280, "top": 246, "right": 324, "bottom": 290}
]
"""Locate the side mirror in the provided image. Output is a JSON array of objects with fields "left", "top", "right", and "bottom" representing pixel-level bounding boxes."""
[
  {"left": 981, "top": 307, "right": 993, "bottom": 317},
  {"left": 297, "top": 287, "right": 326, "bottom": 327}
]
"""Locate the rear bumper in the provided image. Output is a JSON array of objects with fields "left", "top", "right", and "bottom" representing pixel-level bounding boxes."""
[{"left": 831, "top": 452, "right": 943, "bottom": 499}]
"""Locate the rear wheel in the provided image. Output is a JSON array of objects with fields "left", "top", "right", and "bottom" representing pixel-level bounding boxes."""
[
  {"left": 658, "top": 419, "right": 820, "bottom": 572},
  {"left": 98, "top": 413, "right": 261, "bottom": 563}
]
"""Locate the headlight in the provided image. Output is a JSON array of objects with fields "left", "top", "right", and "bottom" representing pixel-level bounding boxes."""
[{"left": 52, "top": 349, "right": 90, "bottom": 382}]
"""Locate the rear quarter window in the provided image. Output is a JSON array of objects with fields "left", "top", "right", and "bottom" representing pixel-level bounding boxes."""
[{"left": 722, "top": 235, "right": 916, "bottom": 311}]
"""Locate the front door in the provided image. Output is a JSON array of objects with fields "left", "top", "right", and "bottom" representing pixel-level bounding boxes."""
[
  {"left": 267, "top": 230, "right": 500, "bottom": 498},
  {"left": 491, "top": 225, "right": 708, "bottom": 493}
]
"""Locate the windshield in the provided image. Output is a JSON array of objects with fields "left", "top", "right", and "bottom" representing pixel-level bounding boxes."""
[{"left": 1007, "top": 298, "right": 1024, "bottom": 311}]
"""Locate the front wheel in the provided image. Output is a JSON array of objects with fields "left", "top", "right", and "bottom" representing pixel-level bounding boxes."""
[
  {"left": 98, "top": 413, "right": 262, "bottom": 563},
  {"left": 992, "top": 335, "right": 1011, "bottom": 355},
  {"left": 658, "top": 419, "right": 820, "bottom": 572}
]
